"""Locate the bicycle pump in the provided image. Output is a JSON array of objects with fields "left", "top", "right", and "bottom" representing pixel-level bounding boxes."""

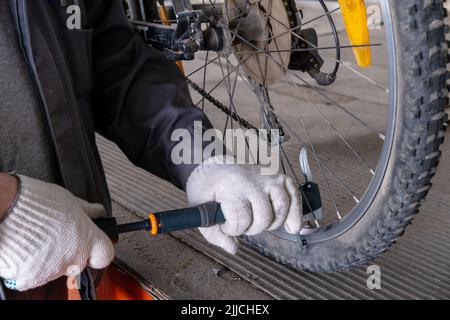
[{"left": 94, "top": 202, "right": 225, "bottom": 243}]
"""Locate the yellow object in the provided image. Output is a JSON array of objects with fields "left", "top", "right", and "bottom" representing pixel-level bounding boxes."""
[
  {"left": 338, "top": 0, "right": 371, "bottom": 67},
  {"left": 149, "top": 213, "right": 159, "bottom": 235}
]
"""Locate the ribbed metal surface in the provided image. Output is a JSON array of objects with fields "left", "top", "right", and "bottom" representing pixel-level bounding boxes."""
[{"left": 98, "top": 135, "right": 450, "bottom": 300}]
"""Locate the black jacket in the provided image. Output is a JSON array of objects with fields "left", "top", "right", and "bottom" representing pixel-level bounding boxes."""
[{"left": 8, "top": 0, "right": 213, "bottom": 215}]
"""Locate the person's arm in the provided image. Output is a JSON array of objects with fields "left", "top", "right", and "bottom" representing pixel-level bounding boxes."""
[
  {"left": 87, "top": 0, "right": 213, "bottom": 190},
  {"left": 0, "top": 173, "right": 18, "bottom": 222}
]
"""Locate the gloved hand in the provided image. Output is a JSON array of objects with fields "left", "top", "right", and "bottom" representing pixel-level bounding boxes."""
[
  {"left": 186, "top": 156, "right": 302, "bottom": 254},
  {"left": 0, "top": 175, "right": 114, "bottom": 292}
]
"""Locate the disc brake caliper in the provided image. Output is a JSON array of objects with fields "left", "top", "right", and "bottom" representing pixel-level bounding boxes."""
[
  {"left": 284, "top": 0, "right": 337, "bottom": 86},
  {"left": 288, "top": 28, "right": 332, "bottom": 85}
]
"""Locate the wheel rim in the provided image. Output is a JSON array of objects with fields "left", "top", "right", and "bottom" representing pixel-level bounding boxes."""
[{"left": 184, "top": 0, "right": 397, "bottom": 243}]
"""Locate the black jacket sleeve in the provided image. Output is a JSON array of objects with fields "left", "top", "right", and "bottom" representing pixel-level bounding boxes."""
[{"left": 87, "top": 0, "right": 213, "bottom": 189}]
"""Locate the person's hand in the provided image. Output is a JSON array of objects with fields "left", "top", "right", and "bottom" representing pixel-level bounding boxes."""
[
  {"left": 186, "top": 156, "right": 302, "bottom": 254},
  {"left": 0, "top": 175, "right": 114, "bottom": 292}
]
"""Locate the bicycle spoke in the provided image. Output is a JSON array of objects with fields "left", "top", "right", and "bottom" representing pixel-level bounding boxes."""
[
  {"left": 262, "top": 7, "right": 341, "bottom": 42},
  {"left": 235, "top": 43, "right": 383, "bottom": 55},
  {"left": 248, "top": 84, "right": 361, "bottom": 204},
  {"left": 297, "top": 111, "right": 341, "bottom": 222},
  {"left": 216, "top": 55, "right": 236, "bottom": 131},
  {"left": 282, "top": 74, "right": 343, "bottom": 219},
  {"left": 288, "top": 78, "right": 376, "bottom": 175},
  {"left": 217, "top": 55, "right": 258, "bottom": 164},
  {"left": 302, "top": 7, "right": 341, "bottom": 26},
  {"left": 193, "top": 56, "right": 251, "bottom": 107},
  {"left": 255, "top": 17, "right": 339, "bottom": 223},
  {"left": 185, "top": 55, "right": 220, "bottom": 78},
  {"left": 201, "top": 51, "right": 210, "bottom": 111},
  {"left": 245, "top": 25, "right": 377, "bottom": 177},
  {"left": 277, "top": 118, "right": 360, "bottom": 203},
  {"left": 197, "top": 0, "right": 253, "bottom": 117},
  {"left": 229, "top": 29, "right": 385, "bottom": 139}
]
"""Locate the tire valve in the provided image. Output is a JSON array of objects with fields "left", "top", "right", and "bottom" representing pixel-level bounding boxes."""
[{"left": 298, "top": 148, "right": 323, "bottom": 228}]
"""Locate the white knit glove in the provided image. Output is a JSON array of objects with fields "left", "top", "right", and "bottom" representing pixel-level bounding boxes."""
[
  {"left": 186, "top": 156, "right": 302, "bottom": 254},
  {"left": 0, "top": 175, "right": 114, "bottom": 292}
]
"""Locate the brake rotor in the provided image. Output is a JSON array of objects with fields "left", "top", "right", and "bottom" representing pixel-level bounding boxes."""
[{"left": 226, "top": 0, "right": 292, "bottom": 85}]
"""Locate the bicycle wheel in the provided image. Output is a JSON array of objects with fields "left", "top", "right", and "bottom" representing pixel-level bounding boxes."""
[{"left": 182, "top": 0, "right": 448, "bottom": 271}]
